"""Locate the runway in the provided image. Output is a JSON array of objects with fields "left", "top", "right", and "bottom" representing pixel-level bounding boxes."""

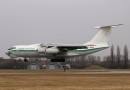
[
  {"left": 0, "top": 69, "right": 130, "bottom": 75},
  {"left": 0, "top": 69, "right": 130, "bottom": 90}
]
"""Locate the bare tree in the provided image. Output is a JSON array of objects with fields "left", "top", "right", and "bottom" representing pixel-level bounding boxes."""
[
  {"left": 117, "top": 46, "right": 121, "bottom": 68},
  {"left": 124, "top": 45, "right": 129, "bottom": 69},
  {"left": 110, "top": 45, "right": 114, "bottom": 69}
]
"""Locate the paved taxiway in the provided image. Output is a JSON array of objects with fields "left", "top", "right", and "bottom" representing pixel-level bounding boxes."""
[{"left": 0, "top": 70, "right": 130, "bottom": 75}]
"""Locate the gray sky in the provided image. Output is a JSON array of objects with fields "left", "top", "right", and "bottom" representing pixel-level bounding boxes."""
[{"left": 0, "top": 0, "right": 130, "bottom": 58}]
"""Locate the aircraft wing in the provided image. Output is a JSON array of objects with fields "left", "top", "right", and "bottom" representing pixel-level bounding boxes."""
[
  {"left": 57, "top": 45, "right": 87, "bottom": 51},
  {"left": 40, "top": 43, "right": 87, "bottom": 51}
]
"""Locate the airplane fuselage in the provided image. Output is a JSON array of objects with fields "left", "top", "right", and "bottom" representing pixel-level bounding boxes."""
[{"left": 6, "top": 44, "right": 109, "bottom": 59}]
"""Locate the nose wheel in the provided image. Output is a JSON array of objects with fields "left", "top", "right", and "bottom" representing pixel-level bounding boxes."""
[{"left": 24, "top": 58, "right": 28, "bottom": 62}]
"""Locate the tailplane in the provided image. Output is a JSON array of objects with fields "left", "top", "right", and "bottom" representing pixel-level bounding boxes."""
[{"left": 84, "top": 24, "right": 123, "bottom": 45}]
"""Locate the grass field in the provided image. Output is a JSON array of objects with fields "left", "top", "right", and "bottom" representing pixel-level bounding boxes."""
[{"left": 0, "top": 70, "right": 130, "bottom": 90}]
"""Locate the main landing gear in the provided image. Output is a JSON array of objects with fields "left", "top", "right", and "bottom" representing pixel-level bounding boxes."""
[
  {"left": 24, "top": 58, "right": 28, "bottom": 62},
  {"left": 51, "top": 59, "right": 65, "bottom": 62}
]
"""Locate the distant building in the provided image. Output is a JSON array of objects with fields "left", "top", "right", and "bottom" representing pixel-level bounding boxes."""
[
  {"left": 46, "top": 62, "right": 62, "bottom": 69},
  {"left": 27, "top": 62, "right": 64, "bottom": 70},
  {"left": 27, "top": 63, "right": 41, "bottom": 70}
]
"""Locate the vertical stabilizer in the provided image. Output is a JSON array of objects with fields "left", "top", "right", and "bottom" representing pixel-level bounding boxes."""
[{"left": 84, "top": 24, "right": 123, "bottom": 45}]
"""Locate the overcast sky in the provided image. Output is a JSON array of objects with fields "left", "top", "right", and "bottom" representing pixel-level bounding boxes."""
[{"left": 0, "top": 0, "right": 130, "bottom": 58}]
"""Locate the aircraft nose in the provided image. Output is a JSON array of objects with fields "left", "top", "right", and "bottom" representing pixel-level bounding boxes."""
[{"left": 5, "top": 51, "right": 11, "bottom": 56}]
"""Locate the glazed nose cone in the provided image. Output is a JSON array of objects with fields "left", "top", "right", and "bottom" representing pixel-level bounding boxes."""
[{"left": 5, "top": 50, "right": 11, "bottom": 56}]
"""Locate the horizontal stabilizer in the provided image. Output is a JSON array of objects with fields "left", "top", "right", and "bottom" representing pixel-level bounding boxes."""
[{"left": 95, "top": 24, "right": 123, "bottom": 29}]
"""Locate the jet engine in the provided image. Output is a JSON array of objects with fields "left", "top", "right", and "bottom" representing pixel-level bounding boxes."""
[
  {"left": 45, "top": 48, "right": 60, "bottom": 54},
  {"left": 37, "top": 47, "right": 60, "bottom": 54},
  {"left": 37, "top": 48, "right": 46, "bottom": 53}
]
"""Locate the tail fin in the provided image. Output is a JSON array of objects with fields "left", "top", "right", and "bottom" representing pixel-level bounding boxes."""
[{"left": 84, "top": 24, "right": 123, "bottom": 45}]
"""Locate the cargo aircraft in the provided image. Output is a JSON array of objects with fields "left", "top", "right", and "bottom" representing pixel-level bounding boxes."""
[{"left": 6, "top": 24, "right": 122, "bottom": 62}]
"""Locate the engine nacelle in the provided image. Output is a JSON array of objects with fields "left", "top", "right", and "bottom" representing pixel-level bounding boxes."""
[
  {"left": 45, "top": 48, "right": 60, "bottom": 54},
  {"left": 37, "top": 48, "right": 46, "bottom": 53},
  {"left": 37, "top": 47, "right": 59, "bottom": 54}
]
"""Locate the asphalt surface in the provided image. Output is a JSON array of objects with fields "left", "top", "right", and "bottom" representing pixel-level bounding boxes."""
[{"left": 0, "top": 70, "right": 130, "bottom": 75}]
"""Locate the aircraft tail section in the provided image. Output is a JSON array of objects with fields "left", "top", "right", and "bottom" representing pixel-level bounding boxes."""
[{"left": 84, "top": 24, "right": 123, "bottom": 45}]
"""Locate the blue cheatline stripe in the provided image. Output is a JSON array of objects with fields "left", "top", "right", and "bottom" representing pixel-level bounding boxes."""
[{"left": 9, "top": 50, "right": 37, "bottom": 52}]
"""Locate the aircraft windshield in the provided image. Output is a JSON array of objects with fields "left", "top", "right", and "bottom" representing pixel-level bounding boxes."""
[{"left": 8, "top": 47, "right": 16, "bottom": 50}]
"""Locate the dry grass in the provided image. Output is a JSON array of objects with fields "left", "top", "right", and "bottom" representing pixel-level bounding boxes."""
[{"left": 0, "top": 70, "right": 130, "bottom": 90}]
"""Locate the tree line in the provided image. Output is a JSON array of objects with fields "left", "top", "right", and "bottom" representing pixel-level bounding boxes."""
[
  {"left": 62, "top": 45, "right": 129, "bottom": 69},
  {"left": 0, "top": 58, "right": 50, "bottom": 69},
  {"left": 101, "top": 45, "right": 129, "bottom": 69}
]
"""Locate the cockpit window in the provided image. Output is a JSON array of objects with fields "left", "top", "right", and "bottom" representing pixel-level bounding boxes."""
[{"left": 8, "top": 47, "right": 16, "bottom": 50}]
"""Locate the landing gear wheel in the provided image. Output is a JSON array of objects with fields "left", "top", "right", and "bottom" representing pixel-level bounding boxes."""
[
  {"left": 24, "top": 58, "right": 28, "bottom": 62},
  {"left": 51, "top": 59, "right": 65, "bottom": 62}
]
